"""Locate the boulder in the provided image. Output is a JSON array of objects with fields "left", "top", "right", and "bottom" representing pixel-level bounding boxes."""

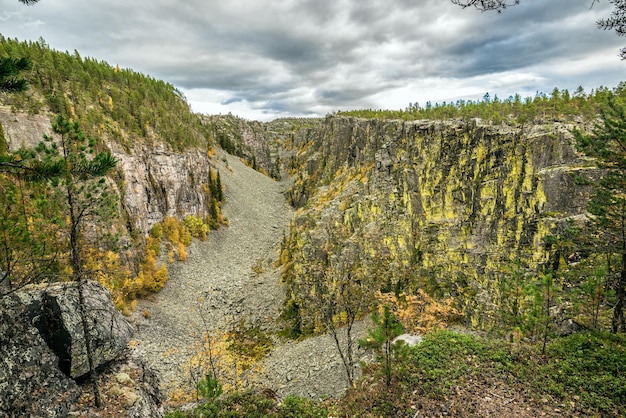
[
  {"left": 36, "top": 281, "right": 134, "bottom": 378},
  {"left": 110, "top": 349, "right": 164, "bottom": 418},
  {"left": 0, "top": 292, "right": 81, "bottom": 417},
  {"left": 393, "top": 333, "right": 423, "bottom": 347},
  {"left": 0, "top": 281, "right": 136, "bottom": 417}
]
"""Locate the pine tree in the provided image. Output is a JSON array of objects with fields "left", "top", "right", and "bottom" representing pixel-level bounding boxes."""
[
  {"left": 0, "top": 174, "right": 63, "bottom": 295},
  {"left": 359, "top": 305, "right": 404, "bottom": 386},
  {"left": 38, "top": 114, "right": 118, "bottom": 405},
  {"left": 575, "top": 92, "right": 626, "bottom": 332},
  {"left": 0, "top": 55, "right": 66, "bottom": 294},
  {"left": 0, "top": 57, "right": 31, "bottom": 93}
]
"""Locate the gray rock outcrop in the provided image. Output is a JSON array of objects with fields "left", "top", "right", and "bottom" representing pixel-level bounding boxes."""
[
  {"left": 111, "top": 141, "right": 212, "bottom": 235},
  {"left": 0, "top": 106, "right": 213, "bottom": 239},
  {"left": 36, "top": 281, "right": 134, "bottom": 378},
  {"left": 0, "top": 281, "right": 157, "bottom": 417},
  {"left": 393, "top": 334, "right": 423, "bottom": 347},
  {"left": 0, "top": 293, "right": 80, "bottom": 417}
]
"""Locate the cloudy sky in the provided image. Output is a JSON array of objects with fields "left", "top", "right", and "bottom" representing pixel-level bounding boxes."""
[{"left": 0, "top": 0, "right": 623, "bottom": 120}]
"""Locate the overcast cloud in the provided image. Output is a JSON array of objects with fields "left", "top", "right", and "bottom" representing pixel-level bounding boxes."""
[{"left": 0, "top": 0, "right": 623, "bottom": 120}]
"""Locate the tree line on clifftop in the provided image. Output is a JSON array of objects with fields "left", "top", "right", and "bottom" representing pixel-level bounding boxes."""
[{"left": 338, "top": 83, "right": 624, "bottom": 126}]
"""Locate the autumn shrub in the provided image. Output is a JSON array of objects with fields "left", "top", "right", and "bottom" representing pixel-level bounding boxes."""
[
  {"left": 146, "top": 234, "right": 162, "bottom": 256},
  {"left": 374, "top": 289, "right": 461, "bottom": 334},
  {"left": 82, "top": 245, "right": 168, "bottom": 314},
  {"left": 184, "top": 215, "right": 209, "bottom": 240},
  {"left": 185, "top": 328, "right": 256, "bottom": 396},
  {"left": 227, "top": 319, "right": 274, "bottom": 363},
  {"left": 101, "top": 209, "right": 223, "bottom": 312},
  {"left": 83, "top": 248, "right": 132, "bottom": 312},
  {"left": 162, "top": 216, "right": 182, "bottom": 244},
  {"left": 177, "top": 242, "right": 187, "bottom": 262},
  {"left": 150, "top": 222, "right": 163, "bottom": 239},
  {"left": 138, "top": 258, "right": 168, "bottom": 293}
]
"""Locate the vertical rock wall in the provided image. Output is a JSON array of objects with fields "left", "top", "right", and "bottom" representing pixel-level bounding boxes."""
[
  {"left": 110, "top": 141, "right": 211, "bottom": 235},
  {"left": 0, "top": 107, "right": 212, "bottom": 237},
  {"left": 282, "top": 116, "right": 598, "bottom": 327}
]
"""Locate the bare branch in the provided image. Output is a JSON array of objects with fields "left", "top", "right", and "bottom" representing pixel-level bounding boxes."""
[{"left": 451, "top": 0, "right": 520, "bottom": 12}]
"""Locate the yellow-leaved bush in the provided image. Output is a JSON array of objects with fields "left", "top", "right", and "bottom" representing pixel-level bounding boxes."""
[
  {"left": 83, "top": 245, "right": 166, "bottom": 315},
  {"left": 375, "top": 289, "right": 461, "bottom": 335},
  {"left": 94, "top": 214, "right": 222, "bottom": 314}
]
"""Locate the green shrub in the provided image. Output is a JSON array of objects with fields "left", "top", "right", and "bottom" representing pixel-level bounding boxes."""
[
  {"left": 532, "top": 332, "right": 626, "bottom": 414},
  {"left": 197, "top": 375, "right": 222, "bottom": 401},
  {"left": 279, "top": 395, "right": 329, "bottom": 418},
  {"left": 185, "top": 215, "right": 209, "bottom": 240},
  {"left": 150, "top": 222, "right": 163, "bottom": 239}
]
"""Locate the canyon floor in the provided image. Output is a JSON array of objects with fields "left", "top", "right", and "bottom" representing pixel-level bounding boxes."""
[{"left": 131, "top": 151, "right": 370, "bottom": 403}]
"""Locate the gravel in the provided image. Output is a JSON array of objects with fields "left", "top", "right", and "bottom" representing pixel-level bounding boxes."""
[{"left": 131, "top": 151, "right": 371, "bottom": 402}]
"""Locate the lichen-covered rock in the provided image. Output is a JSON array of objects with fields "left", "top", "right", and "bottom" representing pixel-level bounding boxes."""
[
  {"left": 71, "top": 349, "right": 164, "bottom": 417},
  {"left": 0, "top": 282, "right": 159, "bottom": 417},
  {"left": 39, "top": 281, "right": 134, "bottom": 378},
  {"left": 280, "top": 116, "right": 600, "bottom": 329},
  {"left": 118, "top": 349, "right": 164, "bottom": 418},
  {"left": 0, "top": 293, "right": 81, "bottom": 417}
]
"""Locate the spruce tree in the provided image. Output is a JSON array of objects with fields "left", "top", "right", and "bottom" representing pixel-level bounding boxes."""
[{"left": 216, "top": 170, "right": 224, "bottom": 202}]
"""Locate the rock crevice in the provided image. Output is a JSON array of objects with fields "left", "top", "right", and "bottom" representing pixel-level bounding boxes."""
[{"left": 0, "top": 282, "right": 159, "bottom": 417}]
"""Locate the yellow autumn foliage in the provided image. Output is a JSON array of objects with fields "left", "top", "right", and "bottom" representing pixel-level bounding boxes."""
[
  {"left": 170, "top": 329, "right": 263, "bottom": 400},
  {"left": 375, "top": 289, "right": 461, "bottom": 335},
  {"left": 95, "top": 215, "right": 218, "bottom": 313},
  {"left": 177, "top": 242, "right": 187, "bottom": 262}
]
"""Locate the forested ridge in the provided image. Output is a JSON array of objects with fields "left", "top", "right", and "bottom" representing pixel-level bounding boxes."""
[
  {"left": 338, "top": 84, "right": 620, "bottom": 125},
  {"left": 0, "top": 36, "right": 208, "bottom": 151}
]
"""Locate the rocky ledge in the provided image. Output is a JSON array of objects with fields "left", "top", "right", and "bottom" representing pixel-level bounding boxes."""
[{"left": 0, "top": 281, "right": 163, "bottom": 417}]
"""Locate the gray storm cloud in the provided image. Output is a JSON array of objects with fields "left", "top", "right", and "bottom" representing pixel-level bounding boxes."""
[{"left": 0, "top": 0, "right": 622, "bottom": 119}]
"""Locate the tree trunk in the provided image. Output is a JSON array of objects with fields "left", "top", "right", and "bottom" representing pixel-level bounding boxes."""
[
  {"left": 67, "top": 187, "right": 101, "bottom": 407},
  {"left": 611, "top": 252, "right": 626, "bottom": 333}
]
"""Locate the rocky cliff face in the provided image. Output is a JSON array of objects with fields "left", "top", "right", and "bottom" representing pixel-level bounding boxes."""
[
  {"left": 111, "top": 141, "right": 211, "bottom": 235},
  {"left": 0, "top": 107, "right": 212, "bottom": 237},
  {"left": 280, "top": 116, "right": 598, "bottom": 328},
  {"left": 201, "top": 114, "right": 275, "bottom": 175}
]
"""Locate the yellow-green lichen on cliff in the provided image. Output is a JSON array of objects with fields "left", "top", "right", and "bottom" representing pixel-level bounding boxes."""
[
  {"left": 279, "top": 116, "right": 596, "bottom": 331},
  {"left": 0, "top": 121, "right": 6, "bottom": 155}
]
